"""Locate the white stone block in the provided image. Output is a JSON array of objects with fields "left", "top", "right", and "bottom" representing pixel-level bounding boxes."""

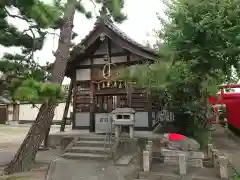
[
  {"left": 219, "top": 156, "right": 228, "bottom": 179},
  {"left": 115, "top": 126, "right": 120, "bottom": 138},
  {"left": 178, "top": 154, "right": 187, "bottom": 175},
  {"left": 207, "top": 144, "right": 213, "bottom": 158},
  {"left": 143, "top": 151, "right": 150, "bottom": 172},
  {"left": 129, "top": 126, "right": 134, "bottom": 139},
  {"left": 148, "top": 140, "right": 153, "bottom": 147},
  {"left": 161, "top": 149, "right": 204, "bottom": 158},
  {"left": 212, "top": 149, "right": 219, "bottom": 167}
]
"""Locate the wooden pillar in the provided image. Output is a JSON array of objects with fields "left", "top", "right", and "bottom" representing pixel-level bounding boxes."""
[
  {"left": 89, "top": 82, "right": 95, "bottom": 132},
  {"left": 147, "top": 90, "right": 153, "bottom": 130},
  {"left": 116, "top": 96, "right": 121, "bottom": 108},
  {"left": 89, "top": 56, "right": 95, "bottom": 132},
  {"left": 60, "top": 80, "right": 73, "bottom": 132},
  {"left": 127, "top": 83, "right": 133, "bottom": 107},
  {"left": 72, "top": 76, "right": 77, "bottom": 129}
]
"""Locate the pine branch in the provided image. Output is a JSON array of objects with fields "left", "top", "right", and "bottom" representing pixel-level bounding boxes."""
[{"left": 4, "top": 7, "right": 32, "bottom": 23}]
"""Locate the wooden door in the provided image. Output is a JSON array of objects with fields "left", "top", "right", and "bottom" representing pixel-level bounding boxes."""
[{"left": 0, "top": 105, "right": 7, "bottom": 124}]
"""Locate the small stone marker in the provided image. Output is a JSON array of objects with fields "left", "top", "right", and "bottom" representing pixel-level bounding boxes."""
[
  {"left": 207, "top": 144, "right": 213, "bottom": 158},
  {"left": 219, "top": 156, "right": 228, "bottom": 179},
  {"left": 212, "top": 149, "right": 219, "bottom": 167},
  {"left": 143, "top": 151, "right": 150, "bottom": 172},
  {"left": 178, "top": 154, "right": 187, "bottom": 175}
]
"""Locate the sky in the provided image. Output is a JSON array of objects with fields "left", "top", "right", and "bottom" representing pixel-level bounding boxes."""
[{"left": 0, "top": 0, "right": 164, "bottom": 84}]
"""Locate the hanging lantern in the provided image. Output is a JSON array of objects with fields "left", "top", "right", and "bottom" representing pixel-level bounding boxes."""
[{"left": 107, "top": 81, "right": 110, "bottom": 88}]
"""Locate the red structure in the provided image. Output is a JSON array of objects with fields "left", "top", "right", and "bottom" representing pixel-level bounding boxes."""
[{"left": 208, "top": 84, "right": 240, "bottom": 129}]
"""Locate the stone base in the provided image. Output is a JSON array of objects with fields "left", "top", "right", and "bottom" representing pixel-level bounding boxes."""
[
  {"left": 60, "top": 136, "right": 74, "bottom": 151},
  {"left": 164, "top": 157, "right": 203, "bottom": 168},
  {"left": 161, "top": 149, "right": 204, "bottom": 168}
]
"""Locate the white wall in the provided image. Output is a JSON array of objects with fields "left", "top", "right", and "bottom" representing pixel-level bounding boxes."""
[{"left": 18, "top": 103, "right": 73, "bottom": 122}]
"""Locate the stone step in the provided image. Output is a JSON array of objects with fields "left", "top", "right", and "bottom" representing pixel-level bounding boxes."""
[
  {"left": 66, "top": 146, "right": 111, "bottom": 154},
  {"left": 75, "top": 140, "right": 113, "bottom": 147},
  {"left": 62, "top": 152, "right": 110, "bottom": 160}
]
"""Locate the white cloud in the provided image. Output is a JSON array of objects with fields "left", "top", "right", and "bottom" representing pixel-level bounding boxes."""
[{"left": 1, "top": 0, "right": 164, "bottom": 84}]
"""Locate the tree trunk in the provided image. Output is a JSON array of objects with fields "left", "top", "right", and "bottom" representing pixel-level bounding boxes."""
[
  {"left": 4, "top": 0, "right": 76, "bottom": 174},
  {"left": 60, "top": 80, "right": 73, "bottom": 132},
  {"left": 43, "top": 126, "right": 51, "bottom": 148}
]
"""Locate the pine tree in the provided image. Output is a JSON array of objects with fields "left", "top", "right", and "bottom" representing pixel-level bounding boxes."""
[
  {"left": 0, "top": 0, "right": 64, "bottom": 100},
  {"left": 3, "top": 0, "right": 126, "bottom": 174}
]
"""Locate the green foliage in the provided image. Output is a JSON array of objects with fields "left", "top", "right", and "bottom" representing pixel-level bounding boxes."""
[
  {"left": 159, "top": 0, "right": 240, "bottom": 80},
  {"left": 0, "top": 0, "right": 126, "bottom": 103},
  {"left": 232, "top": 175, "right": 240, "bottom": 180},
  {"left": 13, "top": 78, "right": 65, "bottom": 103},
  {"left": 121, "top": 0, "right": 240, "bottom": 144},
  {"left": 96, "top": 0, "right": 127, "bottom": 23}
]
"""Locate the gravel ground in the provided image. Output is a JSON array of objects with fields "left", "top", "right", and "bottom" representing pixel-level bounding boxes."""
[{"left": 0, "top": 124, "right": 65, "bottom": 180}]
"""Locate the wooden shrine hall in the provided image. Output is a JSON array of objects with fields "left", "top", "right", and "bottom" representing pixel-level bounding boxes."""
[{"left": 64, "top": 15, "right": 160, "bottom": 133}]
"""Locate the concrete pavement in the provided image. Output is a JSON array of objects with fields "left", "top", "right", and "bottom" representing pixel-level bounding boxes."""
[
  {"left": 0, "top": 124, "right": 66, "bottom": 166},
  {"left": 46, "top": 158, "right": 137, "bottom": 180}
]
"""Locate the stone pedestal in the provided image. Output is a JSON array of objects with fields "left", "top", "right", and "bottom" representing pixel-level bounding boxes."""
[
  {"left": 143, "top": 150, "right": 150, "bottom": 172},
  {"left": 178, "top": 154, "right": 187, "bottom": 175},
  {"left": 207, "top": 144, "right": 213, "bottom": 158},
  {"left": 219, "top": 156, "right": 228, "bottom": 179},
  {"left": 111, "top": 108, "right": 136, "bottom": 139},
  {"left": 115, "top": 125, "right": 120, "bottom": 138},
  {"left": 129, "top": 126, "right": 134, "bottom": 138}
]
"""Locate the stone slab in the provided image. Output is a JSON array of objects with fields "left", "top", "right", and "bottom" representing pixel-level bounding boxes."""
[
  {"left": 161, "top": 149, "right": 204, "bottom": 168},
  {"left": 163, "top": 157, "right": 203, "bottom": 168},
  {"left": 160, "top": 149, "right": 204, "bottom": 159},
  {"left": 115, "top": 155, "right": 133, "bottom": 165}
]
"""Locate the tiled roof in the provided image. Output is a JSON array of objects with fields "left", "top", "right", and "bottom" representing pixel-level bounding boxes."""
[
  {"left": 71, "top": 16, "right": 158, "bottom": 57},
  {"left": 102, "top": 18, "right": 157, "bottom": 54}
]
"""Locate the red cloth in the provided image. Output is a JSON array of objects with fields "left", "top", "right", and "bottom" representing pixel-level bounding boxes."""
[
  {"left": 168, "top": 133, "right": 184, "bottom": 141},
  {"left": 209, "top": 96, "right": 217, "bottom": 104}
]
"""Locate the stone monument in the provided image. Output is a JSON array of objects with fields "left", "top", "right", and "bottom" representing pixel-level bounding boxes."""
[{"left": 111, "top": 108, "right": 136, "bottom": 138}]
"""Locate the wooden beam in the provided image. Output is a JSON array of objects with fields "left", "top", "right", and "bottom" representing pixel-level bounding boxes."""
[
  {"left": 127, "top": 83, "right": 133, "bottom": 107},
  {"left": 60, "top": 80, "right": 73, "bottom": 132},
  {"left": 72, "top": 76, "right": 77, "bottom": 129},
  {"left": 107, "top": 37, "right": 112, "bottom": 62},
  {"left": 89, "top": 57, "right": 95, "bottom": 132},
  {"left": 73, "top": 52, "right": 128, "bottom": 62},
  {"left": 127, "top": 51, "right": 131, "bottom": 63},
  {"left": 147, "top": 91, "right": 153, "bottom": 130},
  {"left": 74, "top": 59, "right": 152, "bottom": 69},
  {"left": 103, "top": 26, "right": 157, "bottom": 60}
]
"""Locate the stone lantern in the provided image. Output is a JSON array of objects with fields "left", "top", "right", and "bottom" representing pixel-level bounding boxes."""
[{"left": 111, "top": 108, "right": 136, "bottom": 138}]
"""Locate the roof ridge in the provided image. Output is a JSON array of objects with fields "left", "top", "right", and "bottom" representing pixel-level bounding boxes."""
[
  {"left": 71, "top": 17, "right": 158, "bottom": 59},
  {"left": 103, "top": 19, "right": 156, "bottom": 53}
]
